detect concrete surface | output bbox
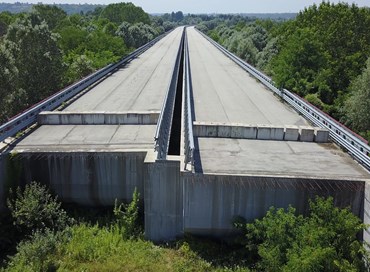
[64,27,184,113]
[194,137,370,180]
[187,27,309,126]
[12,125,156,152]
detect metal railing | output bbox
[197,29,370,171]
[154,27,185,160]
[0,32,168,143]
[183,29,195,170]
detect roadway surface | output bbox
[13,27,184,153]
[187,27,308,126]
[65,27,184,112]
[187,27,369,180]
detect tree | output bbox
[344,57,370,134]
[0,11,14,36]
[0,43,19,122]
[5,14,65,105]
[271,28,326,98]
[32,4,67,30]
[236,197,369,271]
[100,2,150,25]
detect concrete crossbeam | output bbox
[38,111,160,125]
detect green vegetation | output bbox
[0,182,368,271]
[235,197,369,271]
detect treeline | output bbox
[201,2,370,142]
[0,3,167,123]
[0,2,104,15]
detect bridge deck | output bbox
[187,27,307,126]
[187,27,369,179]
[64,27,184,112]
[195,138,369,179]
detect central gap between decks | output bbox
[168,36,185,155]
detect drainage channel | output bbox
[167,31,185,156]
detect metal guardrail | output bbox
[197,29,370,171]
[183,29,195,170]
[154,27,185,160]
[0,32,168,143]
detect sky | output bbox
[3,0,369,13]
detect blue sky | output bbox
[4,0,370,13]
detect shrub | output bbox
[113,187,142,239]
[7,181,73,235]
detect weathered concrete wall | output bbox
[144,158,183,241]
[363,181,370,244]
[5,152,146,206]
[182,173,364,237]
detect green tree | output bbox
[32,4,67,30]
[271,28,326,98]
[0,43,19,122]
[100,2,150,25]
[344,57,370,135]
[0,11,14,36]
[5,14,65,105]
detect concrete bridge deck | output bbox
[186,27,368,180]
[187,27,307,126]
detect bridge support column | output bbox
[144,153,183,241]
[363,181,370,244]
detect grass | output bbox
[3,223,252,272]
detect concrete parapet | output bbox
[217,125,232,138]
[256,124,271,140]
[193,121,218,137]
[299,126,315,142]
[193,122,327,143]
[38,111,160,125]
[230,124,257,139]
[257,125,284,140]
[284,125,299,141]
[314,128,330,143]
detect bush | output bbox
[6,229,65,271]
[7,181,73,235]
[236,197,369,271]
